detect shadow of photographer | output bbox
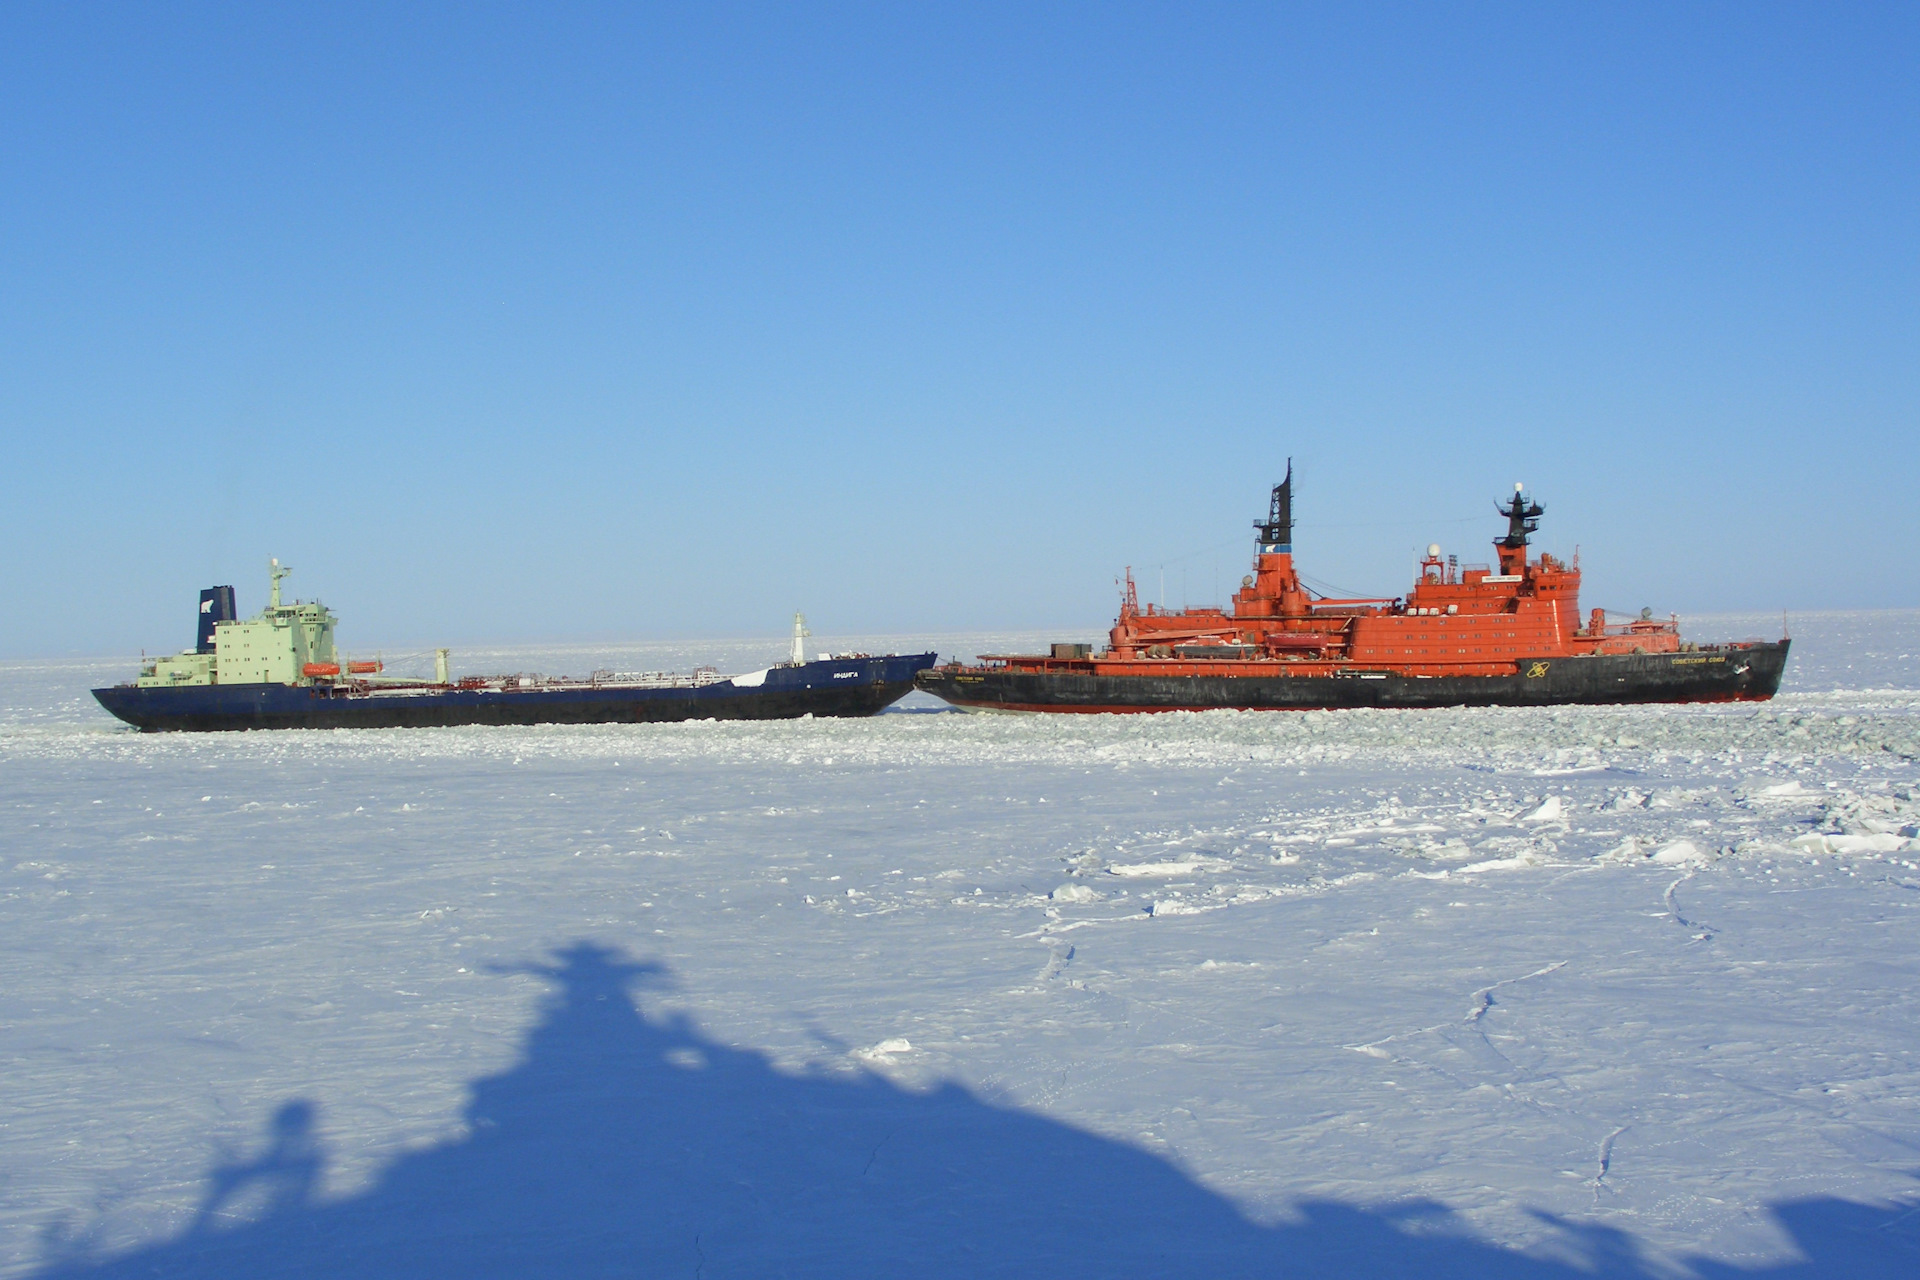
[31,942,1920,1278]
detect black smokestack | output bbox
[198,586,236,653]
[1255,459,1294,551]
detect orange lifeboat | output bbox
[302,660,382,677]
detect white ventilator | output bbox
[791,612,812,665]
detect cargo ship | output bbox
[95,562,935,731]
[916,466,1789,713]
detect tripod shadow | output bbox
[31,943,1920,1278]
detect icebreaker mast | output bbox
[269,558,291,609]
[1495,483,1544,576]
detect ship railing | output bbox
[1308,602,1391,616]
[1594,619,1680,637]
[335,667,736,696]
[584,666,729,688]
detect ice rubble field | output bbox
[4,612,1920,1277]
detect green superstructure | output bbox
[137,560,338,688]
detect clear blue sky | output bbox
[4,2,1914,656]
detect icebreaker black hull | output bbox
[916,643,1789,713]
[95,654,937,732]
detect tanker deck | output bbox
[96,565,933,731]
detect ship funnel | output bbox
[197,586,236,654]
[1255,458,1294,553]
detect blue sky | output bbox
[3,3,1914,655]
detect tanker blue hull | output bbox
[94,654,938,732]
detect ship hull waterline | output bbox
[95,654,936,732]
[916,643,1790,713]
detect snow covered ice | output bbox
[5,612,1920,1276]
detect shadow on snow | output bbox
[31,943,1920,1278]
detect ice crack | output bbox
[1465,960,1568,1023]
[860,1130,892,1176]
[1664,872,1718,941]
[1590,1125,1628,1203]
